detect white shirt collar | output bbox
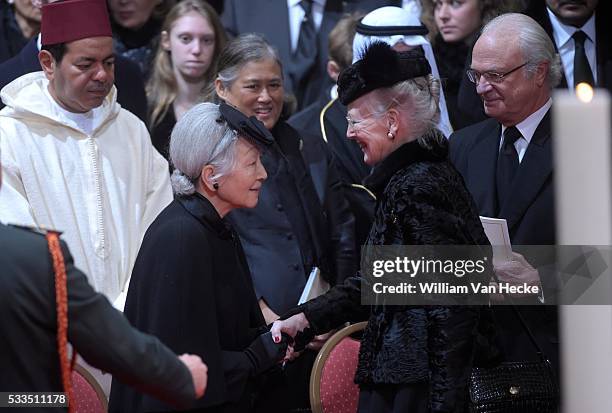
[546,8,597,49]
[501,98,552,145]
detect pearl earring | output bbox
[387,131,395,139]
[213,182,219,190]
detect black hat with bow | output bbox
[218,102,274,147]
[337,41,431,106]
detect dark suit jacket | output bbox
[449,113,555,245]
[449,112,559,376]
[221,0,388,109]
[525,2,612,92]
[0,223,194,412]
[0,38,148,123]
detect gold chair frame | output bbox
[309,321,368,413]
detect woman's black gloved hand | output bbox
[293,327,315,352]
[244,331,288,376]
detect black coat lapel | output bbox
[466,120,500,217]
[274,122,328,262]
[499,111,553,232]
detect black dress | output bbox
[109,193,269,413]
[112,18,160,79]
[150,107,176,162]
[433,35,487,130]
[0,1,28,64]
[298,133,494,413]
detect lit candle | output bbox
[554,85,612,413]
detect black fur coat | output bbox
[302,133,494,412]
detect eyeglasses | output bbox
[346,112,383,131]
[466,61,530,84]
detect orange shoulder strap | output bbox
[46,232,76,413]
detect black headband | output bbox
[218,102,274,147]
[356,22,429,37]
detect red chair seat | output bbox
[310,322,367,413]
[71,364,107,412]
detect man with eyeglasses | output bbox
[449,13,562,378]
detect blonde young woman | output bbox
[147,0,226,160]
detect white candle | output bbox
[554,86,612,413]
[554,86,611,245]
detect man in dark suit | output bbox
[449,13,561,375]
[0,36,148,123]
[526,0,612,92]
[0,157,207,410]
[221,0,387,110]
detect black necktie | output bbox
[573,31,594,87]
[291,1,317,95]
[496,126,521,210]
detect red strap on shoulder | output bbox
[46,232,76,413]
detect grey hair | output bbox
[482,13,562,89]
[169,102,239,196]
[215,33,283,91]
[367,74,443,147]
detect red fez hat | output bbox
[41,0,112,45]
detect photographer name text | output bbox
[372,282,539,295]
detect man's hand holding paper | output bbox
[492,251,542,301]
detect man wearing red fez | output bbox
[0,0,172,311]
[0,0,147,121]
[0,148,209,410]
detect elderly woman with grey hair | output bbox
[109,102,289,413]
[214,33,356,321]
[352,5,454,138]
[272,42,494,413]
[214,33,357,411]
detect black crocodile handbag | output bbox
[468,300,559,412]
[469,358,558,412]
